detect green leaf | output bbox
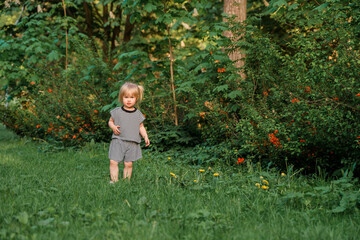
[38,218,54,226]
[275,0,287,7]
[17,212,29,225]
[47,50,60,62]
[313,3,329,12]
[110,91,119,98]
[130,14,136,24]
[144,3,157,13]
[227,90,242,99]
[137,196,147,205]
[101,104,113,113]
[213,84,228,93]
[34,46,44,54]
[288,3,299,10]
[332,205,346,213]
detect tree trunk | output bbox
[223,0,247,79]
[62,0,68,70]
[83,2,94,37]
[123,15,134,43]
[111,6,122,52]
[102,4,110,61]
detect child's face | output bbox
[122,93,137,109]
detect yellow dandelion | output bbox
[262,180,269,185]
[199,169,205,172]
[261,185,269,190]
[281,173,286,176]
[260,176,264,179]
[168,157,171,160]
[194,180,197,183]
[213,173,219,177]
[208,166,212,170]
[170,172,176,178]
[255,183,260,188]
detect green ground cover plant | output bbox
[1,125,359,240]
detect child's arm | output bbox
[139,122,150,147]
[108,117,121,135]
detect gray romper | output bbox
[108,106,145,162]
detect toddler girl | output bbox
[108,82,150,182]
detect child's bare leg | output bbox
[110,160,119,182]
[123,161,133,180]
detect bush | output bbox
[210,1,360,176]
[1,41,115,146]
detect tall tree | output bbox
[223,0,247,78]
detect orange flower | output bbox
[291,98,300,103]
[263,91,268,96]
[30,81,35,85]
[48,88,52,93]
[274,130,278,134]
[36,125,41,129]
[333,97,339,101]
[356,93,360,97]
[268,133,281,148]
[214,60,220,63]
[72,135,77,139]
[210,51,213,55]
[237,158,245,164]
[94,110,98,114]
[304,86,311,93]
[300,139,306,142]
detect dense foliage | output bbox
[1,0,359,176]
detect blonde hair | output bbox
[118,82,144,106]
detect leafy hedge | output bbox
[1,0,359,176]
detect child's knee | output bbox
[110,160,118,166]
[124,161,133,168]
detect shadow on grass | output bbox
[0,124,19,142]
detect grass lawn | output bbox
[0,125,359,240]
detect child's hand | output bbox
[144,137,150,147]
[111,125,121,135]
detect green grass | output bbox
[0,125,359,240]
